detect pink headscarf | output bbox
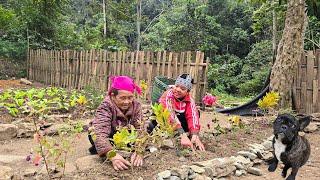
[108,76,142,95]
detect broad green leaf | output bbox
[77,95,87,105]
[107,150,116,159]
[15,98,24,107]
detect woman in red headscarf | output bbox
[88,76,143,171]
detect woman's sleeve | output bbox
[92,98,114,156]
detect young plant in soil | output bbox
[0,87,92,119]
[30,117,83,179]
[105,104,177,163]
[0,87,89,179]
[228,115,246,132]
[140,80,148,97]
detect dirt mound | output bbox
[0,79,43,90]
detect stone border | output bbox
[155,122,319,180]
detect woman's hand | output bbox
[110,153,131,171]
[180,133,194,150]
[191,135,205,151]
[130,152,143,167]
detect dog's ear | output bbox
[298,116,311,131]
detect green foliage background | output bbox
[0,0,319,96]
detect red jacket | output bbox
[159,89,200,134]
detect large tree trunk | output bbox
[270,0,307,109]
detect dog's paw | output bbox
[286,175,296,180]
[280,153,288,162]
[281,170,287,178]
[268,163,277,172]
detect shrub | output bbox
[207,40,273,96]
[239,67,270,96]
[0,58,26,79]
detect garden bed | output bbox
[0,80,319,180]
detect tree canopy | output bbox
[0,0,319,96]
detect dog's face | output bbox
[273,114,311,142]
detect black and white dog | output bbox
[268,114,311,180]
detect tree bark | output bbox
[136,0,142,51]
[102,0,107,38]
[270,0,307,109]
[272,0,277,63]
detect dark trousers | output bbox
[88,134,98,154]
[88,129,116,155]
[148,112,189,132]
[147,111,199,134]
[177,112,189,132]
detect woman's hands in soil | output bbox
[130,152,143,167]
[180,133,194,149]
[111,152,143,171]
[180,133,205,151]
[110,153,131,171]
[191,135,205,151]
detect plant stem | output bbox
[60,151,68,179]
[32,117,51,179]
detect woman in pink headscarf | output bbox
[88,76,143,171]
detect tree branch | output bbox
[305,37,320,48]
[108,2,132,19]
[141,9,165,35]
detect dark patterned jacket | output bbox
[90,96,142,156]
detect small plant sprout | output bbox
[0,88,94,118]
[140,80,148,95]
[107,103,177,158]
[76,95,87,106]
[257,91,280,111]
[112,125,138,151]
[151,103,176,138]
[30,121,84,179]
